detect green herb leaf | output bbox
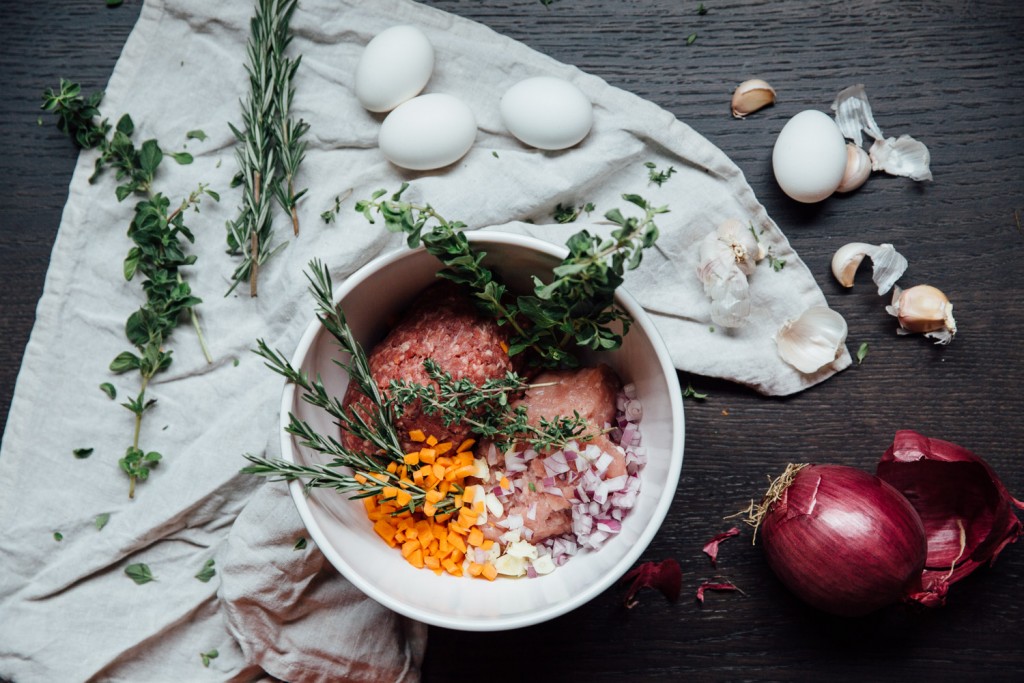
[167,151,194,165]
[293,537,307,551]
[125,563,155,585]
[200,649,219,668]
[195,558,216,583]
[856,342,869,365]
[53,531,64,542]
[139,139,163,175]
[682,384,709,400]
[106,0,124,7]
[100,382,117,399]
[186,129,208,142]
[95,513,111,531]
[687,33,698,45]
[697,3,708,15]
[73,447,94,459]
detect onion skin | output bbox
[760,464,927,617]
[877,430,1024,607]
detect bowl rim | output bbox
[279,230,684,630]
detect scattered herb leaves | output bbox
[320,189,353,225]
[856,341,869,365]
[293,537,307,551]
[186,129,208,142]
[645,161,676,186]
[697,3,708,15]
[95,513,111,531]
[53,532,64,542]
[200,649,219,668]
[687,33,698,45]
[195,558,216,583]
[73,447,95,459]
[768,251,787,271]
[100,382,117,399]
[125,563,155,585]
[552,201,595,224]
[682,384,709,400]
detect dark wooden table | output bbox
[3,1,1022,680]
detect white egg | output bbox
[378,94,477,171]
[500,76,593,150]
[355,25,434,113]
[772,110,848,203]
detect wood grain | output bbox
[2,1,1022,680]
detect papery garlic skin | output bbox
[776,306,849,374]
[732,79,776,119]
[869,135,933,182]
[831,242,907,295]
[830,84,884,146]
[697,219,767,327]
[886,285,956,344]
[836,143,871,193]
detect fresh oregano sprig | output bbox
[42,79,216,498]
[226,0,307,297]
[354,183,667,368]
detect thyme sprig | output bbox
[226,0,307,297]
[42,79,216,498]
[355,183,667,368]
[388,359,592,452]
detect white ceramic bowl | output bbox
[281,231,684,631]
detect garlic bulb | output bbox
[869,135,933,182]
[886,285,956,344]
[836,143,871,193]
[697,219,767,327]
[831,242,907,295]
[776,306,849,374]
[731,79,776,119]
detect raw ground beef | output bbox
[340,281,518,454]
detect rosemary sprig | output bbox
[244,260,458,516]
[43,79,216,497]
[355,183,667,368]
[226,0,306,296]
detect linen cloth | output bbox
[0,0,849,680]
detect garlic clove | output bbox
[869,135,933,182]
[836,143,871,193]
[731,79,776,119]
[698,231,751,328]
[776,306,849,374]
[885,285,956,344]
[831,242,908,295]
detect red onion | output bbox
[755,463,927,616]
[876,430,1024,607]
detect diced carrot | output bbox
[401,539,421,559]
[434,441,453,456]
[500,341,509,354]
[362,497,376,513]
[462,485,477,504]
[386,462,398,474]
[426,435,438,447]
[374,519,397,546]
[422,502,436,518]
[403,452,420,466]
[409,429,426,442]
[354,473,368,485]
[456,438,476,453]
[449,464,477,481]
[395,490,413,508]
[407,548,424,569]
[481,539,494,551]
[419,448,436,464]
[425,489,444,504]
[499,476,510,490]
[468,528,485,547]
[424,555,440,570]
[468,562,484,577]
[481,563,498,581]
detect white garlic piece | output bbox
[836,143,871,193]
[731,79,776,119]
[869,135,933,182]
[831,242,908,295]
[696,219,767,327]
[886,285,956,344]
[776,306,849,374]
[830,84,884,146]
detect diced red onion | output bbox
[506,514,524,530]
[596,519,622,533]
[526,565,538,579]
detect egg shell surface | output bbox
[378,93,477,171]
[355,25,434,113]
[772,110,848,203]
[500,76,593,150]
